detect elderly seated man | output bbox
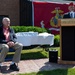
[0,17,23,71]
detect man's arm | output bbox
[0,39,7,44]
[63,14,67,18]
[63,13,70,19]
[0,26,7,44]
[10,28,17,43]
[12,28,17,39]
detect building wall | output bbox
[0,0,20,25]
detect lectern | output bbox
[58,19,75,64]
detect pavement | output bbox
[0,58,75,75]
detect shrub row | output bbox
[54,35,60,47]
[11,26,60,47]
[11,26,47,33]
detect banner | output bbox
[33,1,69,34]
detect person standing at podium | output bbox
[63,2,75,18]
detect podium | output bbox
[58,19,75,64]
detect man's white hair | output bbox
[2,17,10,22]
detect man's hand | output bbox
[7,41,15,47]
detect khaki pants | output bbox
[0,42,23,63]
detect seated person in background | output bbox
[0,17,23,71]
[63,2,75,18]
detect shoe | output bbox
[9,63,19,71]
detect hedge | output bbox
[11,26,47,33]
[11,26,60,47]
[54,35,60,47]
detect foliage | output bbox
[54,35,60,47]
[11,26,60,47]
[18,68,75,75]
[7,47,60,60]
[11,26,47,33]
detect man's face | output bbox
[69,6,75,12]
[2,19,10,27]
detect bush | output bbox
[11,26,47,33]
[54,35,60,47]
[11,26,60,47]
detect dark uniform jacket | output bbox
[63,12,75,18]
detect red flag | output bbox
[33,1,70,34]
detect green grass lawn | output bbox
[17,68,75,75]
[7,47,60,60]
